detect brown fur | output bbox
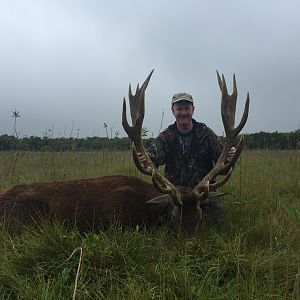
[0,175,168,230]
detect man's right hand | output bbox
[137,152,147,168]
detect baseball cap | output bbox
[171,92,194,105]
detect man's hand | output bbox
[226,147,236,162]
[137,152,147,168]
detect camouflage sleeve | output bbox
[147,135,167,167]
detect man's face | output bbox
[171,101,194,127]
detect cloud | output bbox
[0,0,299,137]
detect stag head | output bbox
[122,70,249,233]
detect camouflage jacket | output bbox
[147,119,223,188]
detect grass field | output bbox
[0,150,299,299]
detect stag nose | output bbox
[181,222,200,235]
[180,211,201,234]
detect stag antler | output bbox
[193,71,250,197]
[122,70,155,176]
[122,71,179,199]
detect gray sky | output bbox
[0,0,299,138]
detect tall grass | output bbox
[0,151,143,188]
[0,150,299,299]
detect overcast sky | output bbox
[0,0,299,138]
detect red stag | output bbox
[0,71,249,232]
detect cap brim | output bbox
[172,99,194,104]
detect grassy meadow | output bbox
[0,150,299,299]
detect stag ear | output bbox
[208,192,229,199]
[146,194,173,205]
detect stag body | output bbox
[0,175,219,231]
[0,175,163,229]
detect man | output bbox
[138,92,236,187]
[137,92,236,222]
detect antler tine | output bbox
[209,167,233,189]
[220,73,237,135]
[233,92,250,136]
[129,83,133,99]
[125,70,154,129]
[193,72,250,194]
[217,71,222,90]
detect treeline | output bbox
[243,131,300,149]
[0,134,154,152]
[0,131,299,151]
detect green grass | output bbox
[0,151,144,188]
[0,150,299,299]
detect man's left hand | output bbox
[226,147,236,162]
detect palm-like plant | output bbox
[12,109,20,137]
